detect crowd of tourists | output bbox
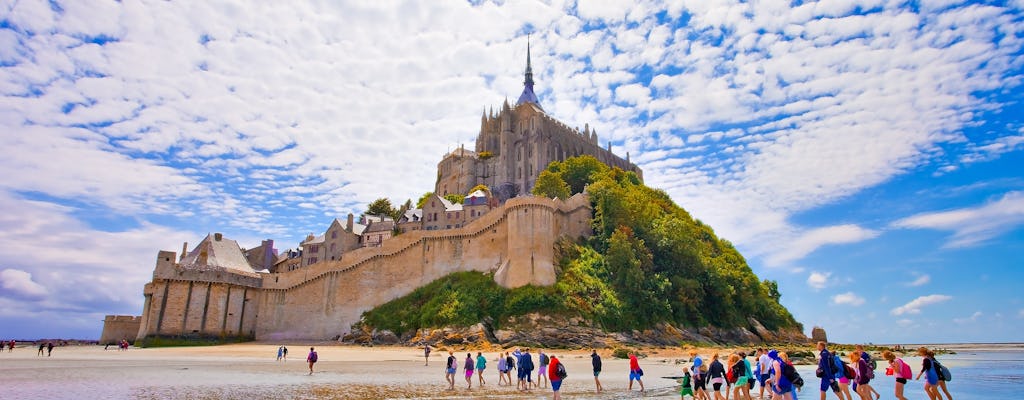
[677,342,954,400]
[426,341,954,400]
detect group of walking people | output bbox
[676,342,953,400]
[441,347,569,397]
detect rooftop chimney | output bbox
[347,213,354,232]
[214,232,223,241]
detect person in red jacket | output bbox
[548,354,564,400]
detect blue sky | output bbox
[1,0,1022,344]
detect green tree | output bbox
[416,192,434,209]
[468,184,490,194]
[532,170,570,199]
[444,193,465,204]
[367,198,397,219]
[558,155,609,194]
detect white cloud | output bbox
[892,191,1024,247]
[953,311,983,324]
[908,273,931,287]
[765,225,880,266]
[891,294,953,316]
[0,268,48,300]
[832,292,866,306]
[807,271,831,290]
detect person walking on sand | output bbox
[881,350,910,400]
[549,354,566,400]
[505,351,516,387]
[690,350,709,400]
[46,342,53,357]
[282,346,288,361]
[732,352,753,400]
[445,350,456,390]
[628,350,645,392]
[707,352,727,400]
[591,349,604,393]
[497,351,508,386]
[520,348,535,391]
[476,352,487,386]
[306,347,317,375]
[37,343,44,356]
[915,347,941,400]
[464,353,475,389]
[537,349,549,388]
[277,346,284,361]
[7,339,14,352]
[423,344,431,366]
[757,348,772,399]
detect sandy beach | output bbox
[1,343,709,399]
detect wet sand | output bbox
[1,344,705,399]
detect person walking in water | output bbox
[476,352,487,386]
[628,350,645,392]
[445,350,456,390]
[306,347,318,375]
[916,347,941,400]
[464,353,475,389]
[881,350,910,400]
[817,341,842,400]
[591,349,604,393]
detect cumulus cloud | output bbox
[891,191,1024,247]
[807,271,831,290]
[832,292,866,306]
[0,269,48,300]
[891,294,953,316]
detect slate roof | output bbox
[180,233,257,274]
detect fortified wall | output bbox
[99,315,142,344]
[136,194,592,341]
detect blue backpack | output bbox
[831,352,844,378]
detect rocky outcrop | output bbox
[811,326,828,343]
[345,314,808,348]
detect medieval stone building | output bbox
[435,43,642,199]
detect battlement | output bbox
[104,315,142,322]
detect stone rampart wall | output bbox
[100,315,141,344]
[137,194,592,341]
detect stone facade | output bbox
[435,46,642,199]
[135,194,593,341]
[100,315,141,344]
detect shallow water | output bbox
[2,345,1020,399]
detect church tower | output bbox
[515,38,541,108]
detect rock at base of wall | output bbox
[346,313,808,348]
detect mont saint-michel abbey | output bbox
[436,43,641,200]
[102,44,644,344]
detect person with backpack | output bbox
[881,350,910,400]
[497,352,508,386]
[928,351,953,400]
[731,352,753,400]
[756,348,773,399]
[519,348,535,391]
[306,347,318,375]
[854,345,880,400]
[851,351,875,400]
[537,349,549,389]
[628,350,645,393]
[816,341,843,400]
[835,353,854,400]
[690,350,709,400]
[445,350,457,390]
[505,351,516,388]
[915,347,941,400]
[591,349,604,393]
[548,354,566,400]
[769,350,795,400]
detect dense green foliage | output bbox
[360,155,800,334]
[367,198,398,219]
[532,170,571,199]
[361,271,560,335]
[444,193,465,204]
[416,192,433,209]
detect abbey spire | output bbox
[515,37,541,108]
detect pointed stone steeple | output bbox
[515,37,541,109]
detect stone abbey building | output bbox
[435,42,641,199]
[111,43,644,343]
